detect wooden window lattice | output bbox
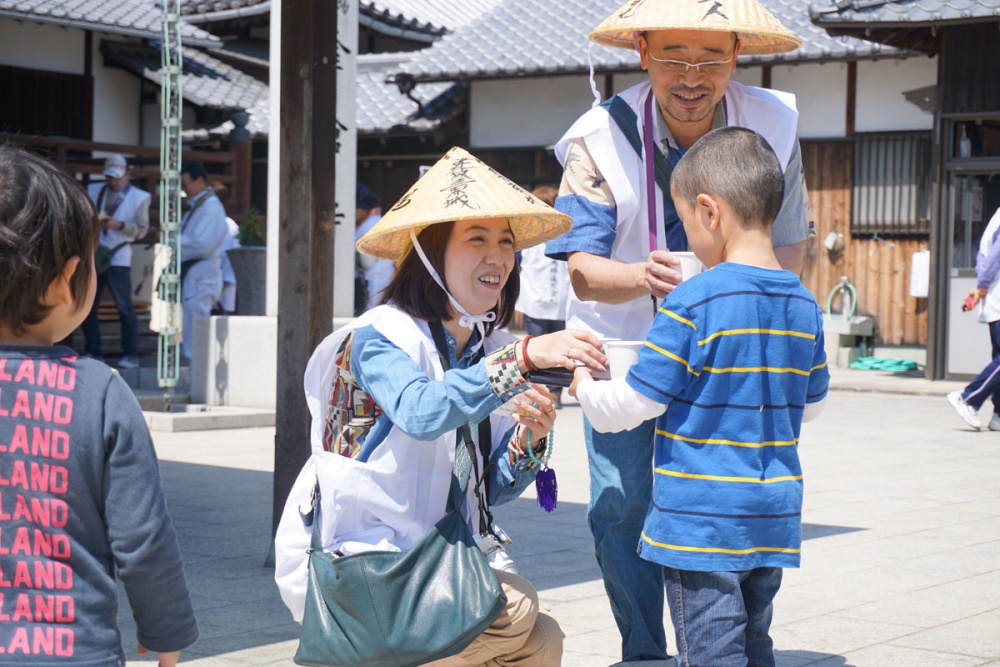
[852,131,933,236]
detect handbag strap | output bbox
[428,321,495,535]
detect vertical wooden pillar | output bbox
[228,112,253,218]
[272,0,339,536]
[846,61,857,136]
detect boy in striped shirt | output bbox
[571,126,830,667]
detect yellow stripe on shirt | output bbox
[702,364,811,376]
[641,532,801,555]
[654,468,803,484]
[644,341,700,376]
[655,429,798,448]
[659,308,696,330]
[697,328,816,346]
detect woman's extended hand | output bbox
[511,386,556,452]
[523,329,607,373]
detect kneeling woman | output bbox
[275,147,605,666]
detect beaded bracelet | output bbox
[525,427,553,465]
[521,335,538,372]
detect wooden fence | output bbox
[0,133,252,234]
[800,140,929,346]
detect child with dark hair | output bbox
[570,127,830,667]
[0,145,197,665]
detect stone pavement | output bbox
[120,374,1000,666]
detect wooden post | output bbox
[272,0,339,537]
[228,111,252,219]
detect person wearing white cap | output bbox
[544,1,814,664]
[276,147,607,666]
[82,154,151,369]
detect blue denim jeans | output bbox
[584,415,667,662]
[82,266,139,359]
[963,319,1000,414]
[664,567,782,667]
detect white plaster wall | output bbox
[772,61,849,139]
[92,40,141,144]
[856,56,936,133]
[470,76,602,148]
[0,19,84,73]
[731,66,763,88]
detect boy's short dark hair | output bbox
[0,145,99,334]
[379,221,519,336]
[181,160,208,182]
[670,127,785,232]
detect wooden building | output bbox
[813,0,1000,379]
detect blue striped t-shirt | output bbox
[626,262,830,572]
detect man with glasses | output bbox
[545,1,813,665]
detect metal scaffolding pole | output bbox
[158,0,183,393]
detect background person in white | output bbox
[82,154,150,369]
[544,1,812,664]
[355,182,394,311]
[179,160,228,365]
[516,186,571,408]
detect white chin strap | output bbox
[588,41,601,107]
[409,230,496,354]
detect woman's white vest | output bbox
[86,183,151,268]
[274,305,517,622]
[554,80,799,342]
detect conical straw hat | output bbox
[590,0,801,56]
[357,147,572,262]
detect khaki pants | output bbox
[459,570,564,667]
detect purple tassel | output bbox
[535,467,557,512]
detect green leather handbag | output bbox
[294,422,507,667]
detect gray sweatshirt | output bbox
[0,346,197,664]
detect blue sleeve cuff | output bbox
[546,194,617,261]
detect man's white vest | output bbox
[87,183,151,269]
[554,80,799,342]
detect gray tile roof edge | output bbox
[403,50,920,83]
[809,1,1000,27]
[183,1,271,23]
[0,9,219,46]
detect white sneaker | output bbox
[990,414,1000,431]
[947,391,981,430]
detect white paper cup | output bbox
[605,340,643,379]
[673,251,703,282]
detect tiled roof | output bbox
[810,0,1000,27]
[398,0,910,83]
[180,0,269,19]
[360,0,503,35]
[0,0,219,46]
[356,53,464,134]
[101,42,462,138]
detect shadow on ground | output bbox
[777,649,855,666]
[116,461,300,661]
[115,462,865,661]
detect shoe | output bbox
[117,356,140,370]
[990,414,1000,431]
[947,391,981,430]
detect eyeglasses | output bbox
[646,52,736,76]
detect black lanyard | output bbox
[428,320,494,535]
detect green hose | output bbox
[848,357,922,372]
[826,277,858,320]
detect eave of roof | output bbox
[0,5,219,47]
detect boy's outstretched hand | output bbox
[568,366,593,400]
[137,644,180,667]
